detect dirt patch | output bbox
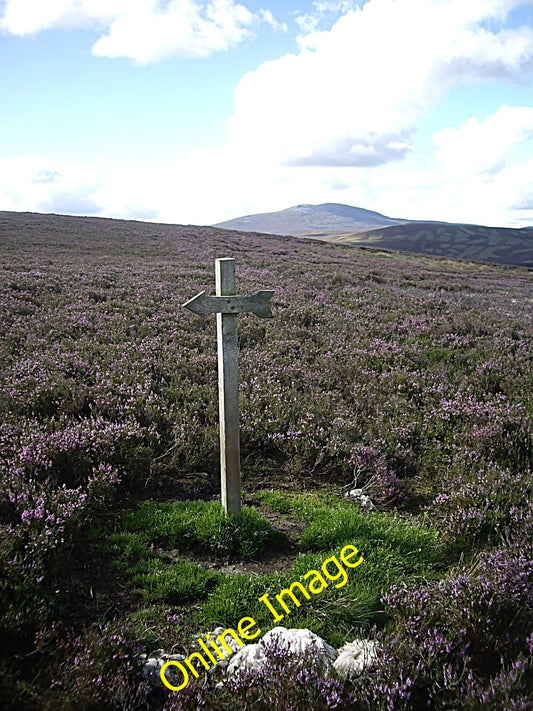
[197,549,300,575]
[210,499,306,574]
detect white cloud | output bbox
[0,0,137,34]
[344,145,533,227]
[256,8,287,33]
[92,0,256,61]
[2,1,532,228]
[433,105,533,175]
[2,140,533,229]
[0,0,283,61]
[495,157,533,217]
[295,1,358,34]
[227,0,533,168]
[0,156,104,215]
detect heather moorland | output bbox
[0,211,532,710]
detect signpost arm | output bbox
[215,258,241,517]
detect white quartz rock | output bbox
[226,626,337,678]
[226,639,267,675]
[263,626,337,664]
[345,488,376,510]
[142,652,186,678]
[333,639,379,679]
[212,626,245,654]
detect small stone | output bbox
[142,657,164,678]
[162,653,186,662]
[212,627,243,654]
[345,488,375,510]
[345,488,364,499]
[333,639,379,679]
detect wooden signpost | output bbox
[183,258,274,517]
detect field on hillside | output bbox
[1,212,532,710]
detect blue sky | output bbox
[1,0,532,227]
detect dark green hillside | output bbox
[212,203,532,266]
[333,222,533,266]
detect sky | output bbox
[1,0,532,227]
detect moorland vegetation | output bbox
[0,212,532,710]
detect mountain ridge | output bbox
[214,202,410,235]
[214,203,533,267]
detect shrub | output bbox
[358,546,533,710]
[48,621,150,711]
[162,632,357,711]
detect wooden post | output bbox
[215,258,241,517]
[183,259,273,518]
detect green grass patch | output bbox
[198,572,282,628]
[109,499,288,608]
[126,605,184,647]
[258,490,442,557]
[110,491,452,649]
[108,531,154,563]
[249,490,448,643]
[108,532,220,603]
[129,559,219,603]
[116,499,288,559]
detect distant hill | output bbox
[214,203,533,267]
[332,222,533,267]
[214,203,409,236]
